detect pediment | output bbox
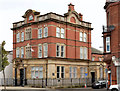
[22,9,40,18]
[65,11,82,24]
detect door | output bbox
[20,69,24,86]
[91,72,95,84]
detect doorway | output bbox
[20,69,24,86]
[91,72,95,84]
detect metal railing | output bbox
[0,78,105,87]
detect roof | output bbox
[91,47,103,54]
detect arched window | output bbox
[70,17,76,23]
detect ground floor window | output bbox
[31,66,43,79]
[57,66,65,78]
[69,67,77,78]
[80,67,87,78]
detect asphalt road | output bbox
[1,88,107,91]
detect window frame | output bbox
[16,33,20,43]
[21,47,24,58]
[44,27,48,38]
[16,47,20,58]
[31,66,43,79]
[80,32,83,41]
[21,32,24,42]
[106,37,110,52]
[43,43,48,57]
[38,28,42,38]
[83,33,87,42]
[38,44,42,58]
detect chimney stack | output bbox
[68,3,75,11]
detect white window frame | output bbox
[43,43,48,57]
[25,28,32,40]
[56,44,65,57]
[21,32,24,42]
[92,57,95,61]
[80,67,84,78]
[80,47,84,59]
[38,44,42,58]
[44,27,48,37]
[84,47,88,59]
[61,45,64,57]
[80,32,83,41]
[83,33,87,42]
[100,67,103,79]
[25,46,32,58]
[61,28,65,38]
[61,66,65,78]
[56,27,65,38]
[56,27,60,38]
[16,33,20,43]
[57,66,60,78]
[16,47,19,58]
[56,45,60,57]
[106,37,110,52]
[99,58,102,61]
[21,47,24,58]
[38,28,42,38]
[31,66,43,79]
[73,67,77,78]
[69,67,72,78]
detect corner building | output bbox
[12,4,94,86]
[103,0,120,87]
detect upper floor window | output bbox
[83,33,87,42]
[16,33,20,43]
[84,47,88,59]
[56,27,65,38]
[26,46,31,58]
[56,45,60,57]
[92,57,95,61]
[99,57,102,61]
[80,32,83,41]
[25,28,32,40]
[38,45,42,58]
[56,44,65,57]
[61,28,65,38]
[16,47,19,58]
[56,27,60,37]
[29,15,33,21]
[44,27,48,37]
[21,47,24,58]
[21,32,24,42]
[80,47,84,59]
[80,47,88,59]
[43,43,48,57]
[106,37,110,52]
[38,28,42,38]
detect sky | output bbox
[0,0,106,51]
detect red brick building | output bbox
[103,0,120,87]
[11,4,106,86]
[91,47,104,62]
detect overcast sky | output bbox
[0,0,106,51]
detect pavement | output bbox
[0,86,107,91]
[0,86,49,91]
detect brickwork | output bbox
[103,1,120,86]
